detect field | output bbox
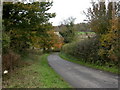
[74,31,96,41]
[77,32,95,34]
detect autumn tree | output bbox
[3,1,55,53]
[31,29,64,52]
[85,1,120,64]
[99,16,120,63]
[59,17,76,43]
[47,30,64,50]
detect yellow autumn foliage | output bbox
[99,17,120,61]
[31,30,64,50]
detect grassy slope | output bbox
[3,54,72,88]
[59,53,118,74]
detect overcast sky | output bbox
[48,0,92,26]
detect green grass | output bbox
[79,32,95,34]
[3,53,72,88]
[59,53,118,74]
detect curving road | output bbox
[47,53,118,88]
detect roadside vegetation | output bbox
[2,0,120,88]
[59,52,118,74]
[3,52,71,88]
[59,1,119,74]
[60,35,118,74]
[2,1,66,88]
[2,1,63,74]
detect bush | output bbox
[2,50,21,73]
[2,32,10,54]
[61,36,112,65]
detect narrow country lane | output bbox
[47,53,118,88]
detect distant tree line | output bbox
[54,17,91,43]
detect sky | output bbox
[3,0,118,26]
[48,0,92,26]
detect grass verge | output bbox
[3,53,72,88]
[59,53,118,74]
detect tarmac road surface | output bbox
[48,53,118,88]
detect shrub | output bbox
[2,50,21,73]
[2,32,10,54]
[61,36,112,65]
